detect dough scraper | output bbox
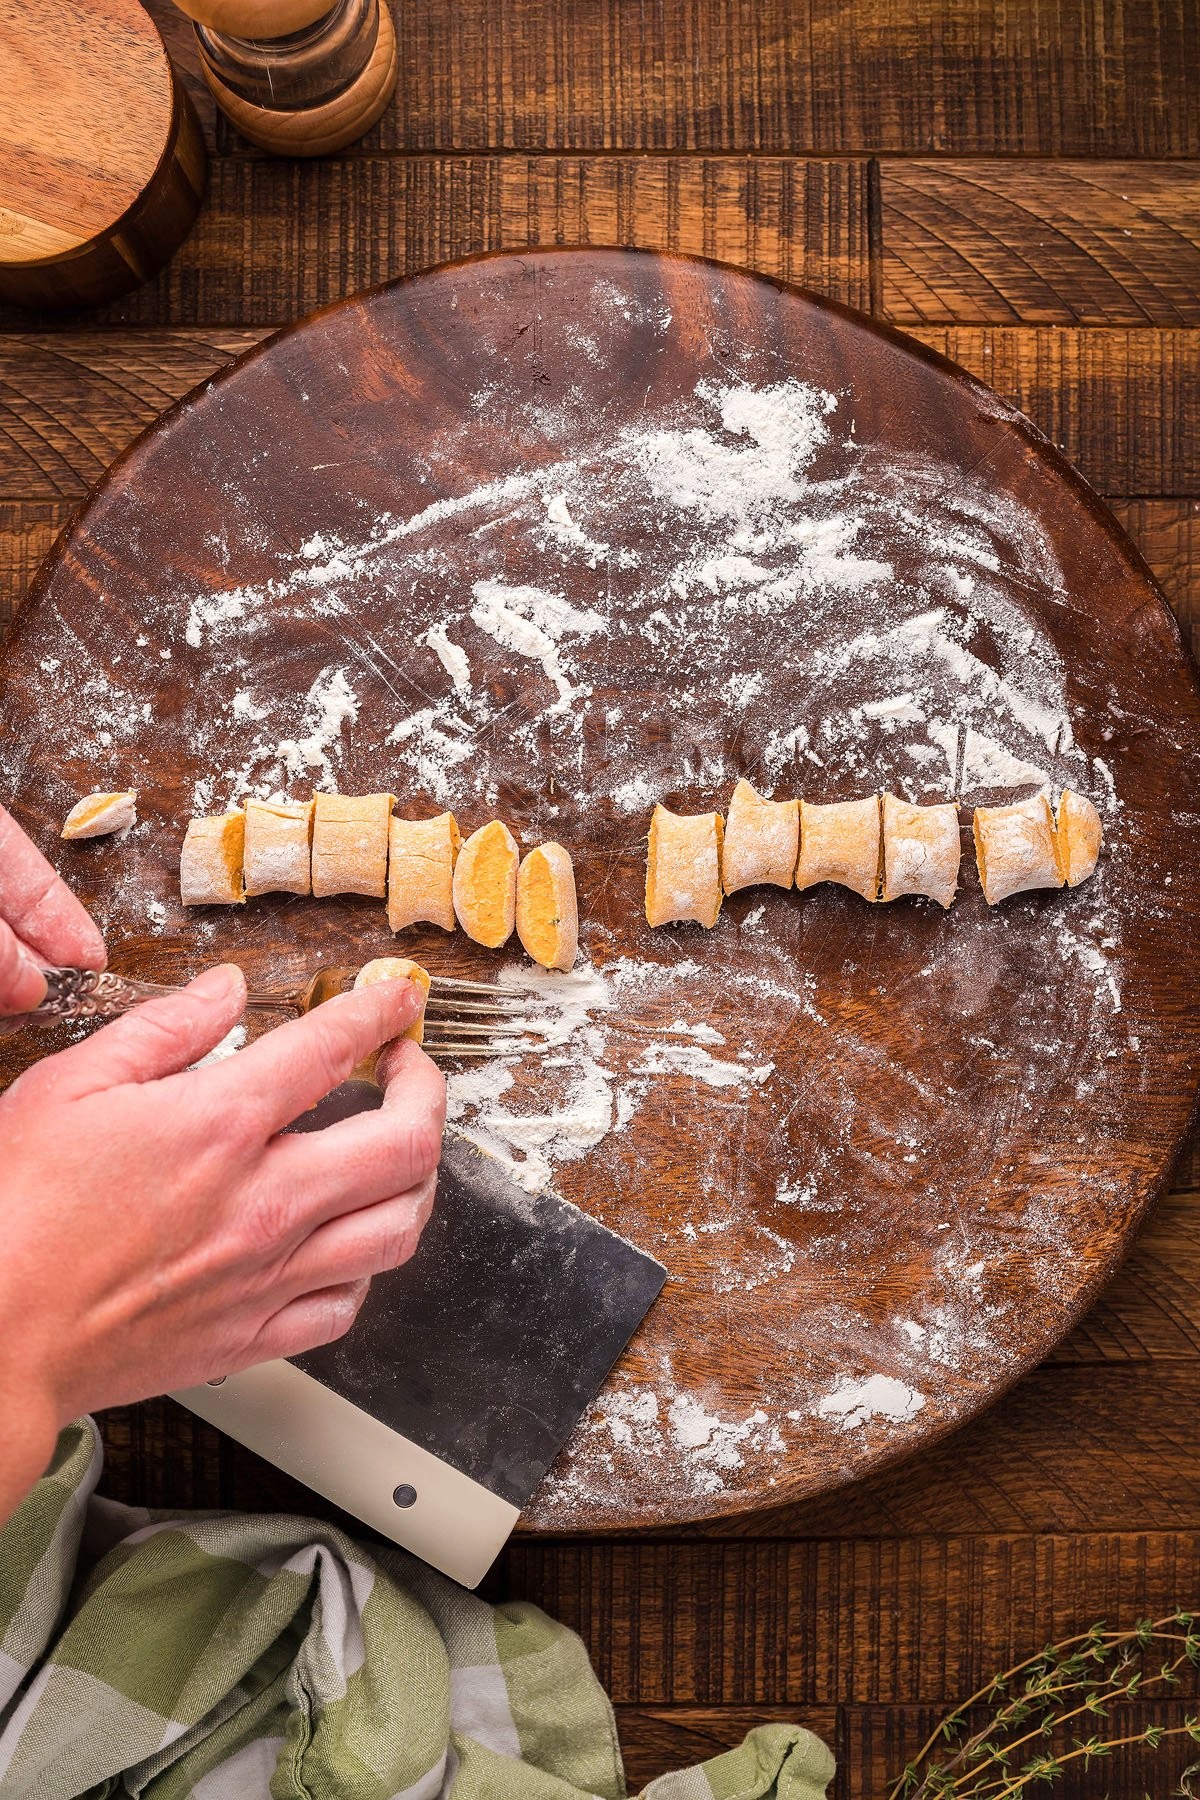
[174,1082,666,1586]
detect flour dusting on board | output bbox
[0,270,1151,1527]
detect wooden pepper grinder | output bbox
[173,0,398,156]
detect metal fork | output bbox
[24,965,535,1061]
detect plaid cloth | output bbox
[0,1421,834,1800]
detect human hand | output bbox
[0,803,107,1022]
[0,967,444,1514]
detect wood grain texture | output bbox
[881,163,1200,326]
[0,0,206,309]
[0,331,263,498]
[5,325,1194,501]
[0,502,73,628]
[905,327,1200,495]
[0,157,870,329]
[504,1531,1200,1704]
[143,0,1200,157]
[1109,498,1200,661]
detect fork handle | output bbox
[24,966,181,1023]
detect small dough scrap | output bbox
[722,779,799,894]
[973,791,1064,905]
[61,790,137,840]
[453,820,519,947]
[517,842,579,971]
[311,792,393,899]
[795,797,881,902]
[1056,789,1102,888]
[243,798,314,897]
[388,812,461,933]
[881,794,961,909]
[646,805,724,929]
[354,955,432,1045]
[180,810,246,906]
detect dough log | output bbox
[311,792,393,899]
[354,955,432,1045]
[973,791,1064,904]
[180,809,246,906]
[243,798,314,897]
[453,820,519,948]
[721,778,799,893]
[388,811,460,933]
[516,841,579,971]
[881,794,961,908]
[61,791,137,840]
[795,797,881,902]
[646,805,724,928]
[1056,789,1103,888]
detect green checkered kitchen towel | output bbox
[0,1420,833,1800]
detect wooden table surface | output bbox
[2,3,1198,1792]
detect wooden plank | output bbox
[614,1701,1200,1798]
[0,156,870,329]
[881,162,1200,326]
[95,1358,1200,1543]
[2,326,1197,502]
[142,0,1200,157]
[504,1531,1200,1704]
[1110,498,1200,662]
[0,501,73,628]
[1049,1187,1200,1365]
[905,327,1200,495]
[614,1705,837,1790]
[0,331,264,499]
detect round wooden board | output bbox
[3,249,1200,1531]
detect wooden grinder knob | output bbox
[0,0,206,310]
[174,0,399,157]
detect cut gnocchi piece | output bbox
[388,811,460,933]
[1055,789,1103,888]
[516,841,579,971]
[973,791,1064,904]
[795,797,881,902]
[354,955,432,1044]
[180,809,246,906]
[243,798,314,897]
[453,820,519,948]
[646,805,724,928]
[311,792,393,899]
[721,779,799,893]
[61,790,137,840]
[881,794,961,909]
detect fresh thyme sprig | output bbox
[889,1611,1200,1799]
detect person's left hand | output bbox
[0,804,107,1025]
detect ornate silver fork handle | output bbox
[26,967,182,1022]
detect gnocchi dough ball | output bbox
[516,841,579,971]
[61,790,137,840]
[881,794,961,909]
[243,798,314,897]
[645,805,724,929]
[721,779,799,893]
[453,820,519,948]
[973,791,1064,904]
[388,812,460,933]
[311,792,393,899]
[354,955,432,1045]
[180,809,246,906]
[795,797,881,902]
[1056,789,1103,888]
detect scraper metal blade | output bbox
[174,1084,666,1586]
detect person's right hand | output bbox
[0,804,107,1025]
[0,966,445,1506]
